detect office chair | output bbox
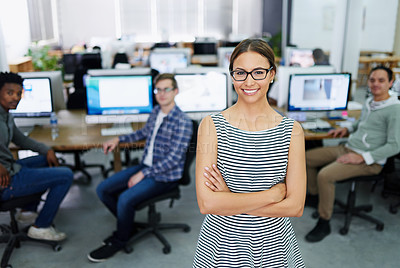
[0,192,61,268]
[59,151,105,185]
[381,153,400,214]
[125,120,198,254]
[333,155,397,235]
[112,53,129,68]
[67,53,102,110]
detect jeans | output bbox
[1,155,73,228]
[97,164,178,243]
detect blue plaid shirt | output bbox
[119,105,193,182]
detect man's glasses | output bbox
[153,87,174,94]
[230,67,273,81]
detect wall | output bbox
[58,0,116,49]
[360,0,398,52]
[290,0,398,53]
[0,20,8,71]
[0,0,31,62]
[290,0,336,50]
[237,0,263,38]
[395,1,400,56]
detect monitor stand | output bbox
[100,123,134,136]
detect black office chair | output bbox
[381,153,400,214]
[125,120,198,254]
[112,53,129,68]
[333,155,397,235]
[0,192,61,268]
[59,151,105,185]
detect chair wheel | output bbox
[53,244,62,251]
[311,211,319,219]
[339,227,348,235]
[183,226,191,233]
[389,205,398,214]
[376,224,384,231]
[5,264,12,268]
[124,246,133,254]
[364,207,372,212]
[163,247,171,254]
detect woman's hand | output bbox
[203,164,230,192]
[269,183,287,203]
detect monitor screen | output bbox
[287,73,351,111]
[174,68,231,117]
[149,48,191,73]
[85,75,153,118]
[20,71,65,111]
[217,47,235,69]
[193,42,217,55]
[286,48,314,67]
[275,66,336,108]
[149,53,188,73]
[10,77,53,117]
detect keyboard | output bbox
[301,119,333,131]
[101,126,133,136]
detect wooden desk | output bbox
[12,110,145,173]
[293,110,361,141]
[191,55,218,66]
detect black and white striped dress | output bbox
[193,113,305,268]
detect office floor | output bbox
[2,87,400,268]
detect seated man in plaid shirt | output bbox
[88,73,193,262]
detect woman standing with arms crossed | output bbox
[193,39,306,267]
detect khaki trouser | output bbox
[306,145,382,220]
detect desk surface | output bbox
[13,110,146,172]
[26,110,145,151]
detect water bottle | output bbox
[50,112,59,140]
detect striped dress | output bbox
[193,113,304,268]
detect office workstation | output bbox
[1,0,400,267]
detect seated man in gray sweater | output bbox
[0,72,73,241]
[305,65,400,242]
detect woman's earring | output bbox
[270,80,274,84]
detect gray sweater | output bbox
[0,105,50,176]
[346,95,400,165]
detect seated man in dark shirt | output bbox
[0,72,73,241]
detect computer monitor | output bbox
[276,66,336,108]
[20,71,66,111]
[62,53,78,79]
[84,74,153,124]
[287,73,351,111]
[149,48,191,73]
[217,47,235,69]
[174,67,232,120]
[87,68,151,77]
[193,42,217,55]
[10,77,54,127]
[285,47,314,67]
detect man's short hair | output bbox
[0,72,24,91]
[154,73,178,89]
[370,65,393,82]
